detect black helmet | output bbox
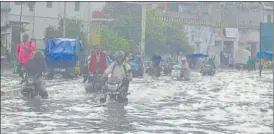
[114,51,125,65]
[34,50,45,60]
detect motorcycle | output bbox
[171,65,191,81]
[85,74,105,94]
[132,61,144,77]
[162,62,172,75]
[21,74,48,100]
[100,74,129,104]
[149,64,161,78]
[200,64,215,76]
[171,65,181,80]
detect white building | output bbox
[5,1,106,52]
[1,2,12,57]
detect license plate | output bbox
[171,70,180,77]
[106,92,120,94]
[107,84,117,91]
[27,78,34,83]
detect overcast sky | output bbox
[91,2,105,11]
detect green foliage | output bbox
[44,25,60,39]
[100,26,129,53]
[103,2,193,55]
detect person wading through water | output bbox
[16,34,36,83]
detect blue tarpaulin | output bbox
[186,53,209,58]
[256,51,273,60]
[45,38,83,68]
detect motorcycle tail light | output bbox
[109,76,118,81]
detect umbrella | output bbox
[186,53,209,58]
[256,51,273,60]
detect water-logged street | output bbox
[1,70,273,134]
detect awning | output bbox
[9,21,29,27]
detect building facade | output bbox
[3,2,110,53]
[156,2,273,61]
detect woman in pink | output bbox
[16,34,36,80]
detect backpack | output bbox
[111,62,127,76]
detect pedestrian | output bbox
[16,33,36,82]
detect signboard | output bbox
[260,23,273,52]
[225,28,239,38]
[155,16,259,30]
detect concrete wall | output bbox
[9,2,93,41]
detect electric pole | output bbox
[141,4,146,56]
[62,2,67,37]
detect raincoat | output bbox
[152,54,162,65]
[88,51,108,74]
[16,40,36,64]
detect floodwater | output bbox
[1,70,273,134]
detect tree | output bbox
[103,2,193,55]
[99,26,130,53]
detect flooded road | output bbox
[1,71,273,133]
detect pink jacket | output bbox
[16,40,36,64]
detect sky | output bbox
[91,2,105,11]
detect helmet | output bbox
[114,51,125,65]
[34,50,45,60]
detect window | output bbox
[267,14,272,23]
[75,2,80,11]
[46,2,52,8]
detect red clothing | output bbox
[88,51,108,74]
[16,40,36,64]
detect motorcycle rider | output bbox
[180,57,189,69]
[104,51,132,101]
[152,53,162,67]
[16,33,36,82]
[179,57,190,80]
[22,50,48,99]
[88,45,108,82]
[150,53,162,76]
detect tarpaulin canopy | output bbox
[256,51,273,60]
[186,53,209,58]
[45,38,84,68]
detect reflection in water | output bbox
[103,102,134,132]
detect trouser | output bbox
[18,63,26,79]
[121,79,129,98]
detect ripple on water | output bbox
[1,71,273,133]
